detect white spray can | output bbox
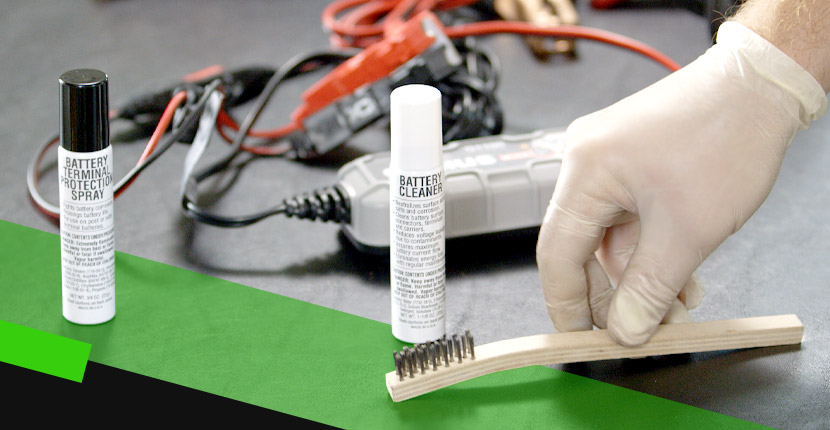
[389,84,445,343]
[58,69,116,325]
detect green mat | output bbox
[0,220,763,429]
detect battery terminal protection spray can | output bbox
[389,84,445,343]
[58,69,115,325]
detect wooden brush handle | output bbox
[386,314,804,402]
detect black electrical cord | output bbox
[180,51,353,227]
[439,37,503,142]
[118,80,222,189]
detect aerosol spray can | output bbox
[389,84,445,343]
[58,69,115,325]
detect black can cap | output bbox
[60,69,109,152]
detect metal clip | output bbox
[494,0,580,60]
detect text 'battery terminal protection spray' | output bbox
[389,84,445,343]
[59,69,115,325]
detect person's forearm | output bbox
[734,0,830,92]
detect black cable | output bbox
[439,37,503,142]
[116,80,222,191]
[185,184,352,228]
[26,134,62,217]
[180,51,352,227]
[195,52,352,181]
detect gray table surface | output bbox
[2,1,828,428]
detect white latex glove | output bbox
[536,22,828,346]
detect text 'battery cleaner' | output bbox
[389,85,445,343]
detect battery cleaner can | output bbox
[389,84,445,343]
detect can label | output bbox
[390,167,445,342]
[58,146,115,324]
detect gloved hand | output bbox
[536,22,828,346]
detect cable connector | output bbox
[287,82,390,159]
[115,66,275,137]
[292,11,446,124]
[168,84,206,142]
[288,15,462,159]
[282,185,351,223]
